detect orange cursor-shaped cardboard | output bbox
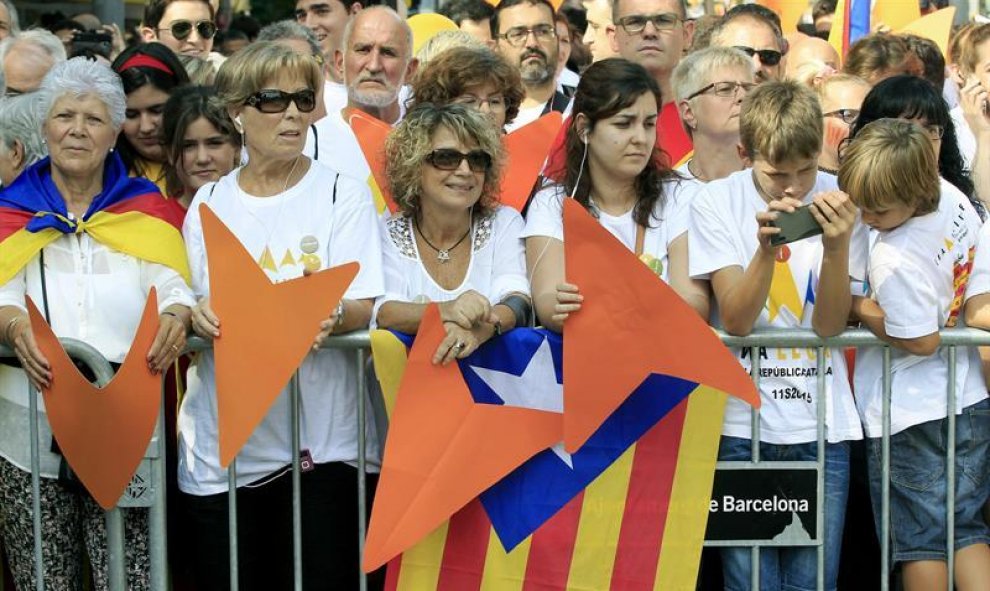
[500,112,562,212]
[199,204,359,467]
[348,109,396,214]
[29,289,161,510]
[363,304,563,572]
[561,198,759,453]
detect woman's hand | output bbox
[811,190,858,252]
[960,77,990,135]
[439,290,495,329]
[432,321,492,366]
[147,306,190,374]
[8,316,51,389]
[191,297,220,339]
[551,283,583,326]
[755,196,804,254]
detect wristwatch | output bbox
[335,300,345,328]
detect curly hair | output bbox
[409,46,524,128]
[851,75,977,208]
[385,103,505,219]
[560,58,676,228]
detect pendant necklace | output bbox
[414,218,472,264]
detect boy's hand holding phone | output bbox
[756,196,804,252]
[810,190,857,252]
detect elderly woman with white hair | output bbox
[671,46,755,184]
[0,57,194,590]
[0,93,47,187]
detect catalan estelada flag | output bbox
[0,154,190,285]
[366,202,757,588]
[828,0,871,62]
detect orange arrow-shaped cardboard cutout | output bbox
[363,304,563,572]
[561,198,759,453]
[349,109,397,214]
[501,112,563,212]
[29,289,161,510]
[898,7,955,57]
[200,204,360,466]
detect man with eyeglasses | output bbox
[493,0,570,132]
[140,0,216,60]
[707,4,786,83]
[0,30,65,97]
[607,0,695,165]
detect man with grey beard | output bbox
[493,0,569,131]
[311,5,416,183]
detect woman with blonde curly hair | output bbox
[375,102,531,363]
[409,45,525,131]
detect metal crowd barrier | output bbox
[5,327,990,591]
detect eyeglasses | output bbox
[824,109,859,125]
[499,25,556,47]
[158,19,218,41]
[453,94,506,111]
[685,80,755,100]
[616,13,682,34]
[924,124,945,140]
[244,89,317,113]
[733,46,783,66]
[425,148,492,173]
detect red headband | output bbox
[119,54,174,76]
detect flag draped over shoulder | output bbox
[0,154,190,286]
[371,327,731,590]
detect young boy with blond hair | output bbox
[843,118,990,590]
[688,80,865,591]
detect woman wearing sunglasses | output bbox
[524,58,709,331]
[671,46,754,183]
[111,43,190,196]
[375,102,531,363]
[179,42,385,589]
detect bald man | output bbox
[786,35,840,79]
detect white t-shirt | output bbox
[506,103,547,133]
[521,180,693,283]
[556,68,580,94]
[307,110,371,182]
[323,80,348,116]
[688,169,864,444]
[0,232,195,477]
[951,104,976,172]
[178,161,385,495]
[373,206,529,323]
[856,180,987,437]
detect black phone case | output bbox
[769,205,824,247]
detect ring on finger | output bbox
[454,341,466,352]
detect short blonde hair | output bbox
[214,41,320,108]
[838,118,939,216]
[671,46,753,102]
[740,80,822,162]
[814,73,869,102]
[385,103,504,218]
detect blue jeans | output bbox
[718,437,850,591]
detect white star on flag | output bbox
[467,338,573,467]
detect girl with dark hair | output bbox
[161,85,240,210]
[849,74,983,217]
[524,58,708,331]
[111,42,190,195]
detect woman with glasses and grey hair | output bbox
[0,57,195,591]
[179,41,384,589]
[0,93,47,187]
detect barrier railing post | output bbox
[356,349,368,591]
[228,461,239,590]
[105,509,126,590]
[27,379,43,591]
[149,381,169,590]
[946,346,957,590]
[290,372,303,591]
[881,347,891,591]
[816,345,826,591]
[749,345,761,591]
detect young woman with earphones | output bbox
[523,58,710,332]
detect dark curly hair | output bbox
[409,46,524,128]
[850,75,978,215]
[559,58,676,228]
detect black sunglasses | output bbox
[160,19,218,41]
[733,45,783,66]
[425,149,492,173]
[244,89,317,114]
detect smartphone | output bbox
[769,204,824,247]
[70,31,112,59]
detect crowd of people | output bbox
[0,0,989,588]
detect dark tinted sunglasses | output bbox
[425,149,492,173]
[734,45,783,66]
[244,89,317,114]
[160,19,217,41]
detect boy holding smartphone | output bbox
[688,80,865,591]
